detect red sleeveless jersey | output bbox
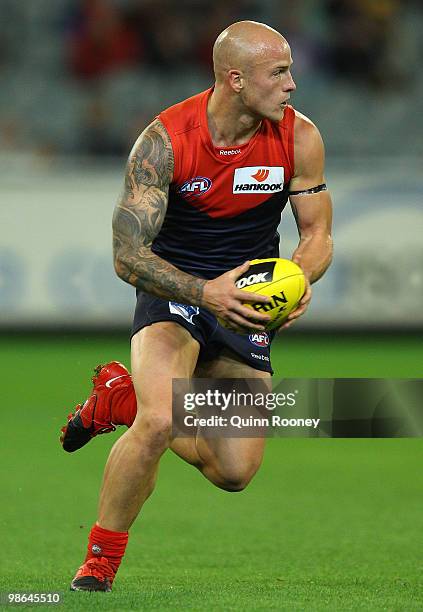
[152,88,295,279]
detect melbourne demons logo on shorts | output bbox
[169,302,199,324]
[248,332,270,347]
[178,176,212,197]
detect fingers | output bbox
[235,289,271,304]
[223,302,270,332]
[278,319,294,332]
[216,261,274,331]
[233,303,271,324]
[226,312,267,333]
[277,316,296,332]
[287,304,307,321]
[287,281,311,319]
[228,260,250,281]
[277,280,312,333]
[223,301,271,333]
[284,301,308,324]
[226,262,271,304]
[298,280,312,305]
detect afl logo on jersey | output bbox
[249,332,270,347]
[179,176,212,197]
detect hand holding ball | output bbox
[219,258,306,332]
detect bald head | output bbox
[213,21,289,83]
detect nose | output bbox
[285,71,296,92]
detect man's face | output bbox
[240,44,296,122]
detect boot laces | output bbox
[93,423,117,435]
[91,364,104,384]
[82,557,115,582]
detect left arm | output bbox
[282,113,333,328]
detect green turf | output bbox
[0,333,422,611]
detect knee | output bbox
[217,477,250,493]
[211,464,259,493]
[132,412,173,450]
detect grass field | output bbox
[1,332,422,611]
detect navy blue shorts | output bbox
[131,292,274,374]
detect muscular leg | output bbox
[174,349,270,492]
[97,322,200,531]
[98,329,268,532]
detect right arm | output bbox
[112,119,270,332]
[113,119,206,306]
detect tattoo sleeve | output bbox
[112,119,206,306]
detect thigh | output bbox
[131,321,200,421]
[194,348,270,474]
[195,348,272,379]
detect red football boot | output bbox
[60,361,137,453]
[70,557,115,592]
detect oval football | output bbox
[219,258,305,332]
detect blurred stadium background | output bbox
[1,3,423,609]
[0,0,422,330]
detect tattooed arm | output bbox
[113,119,271,332]
[113,119,207,305]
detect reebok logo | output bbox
[219,149,241,156]
[250,352,270,362]
[233,166,284,193]
[251,169,269,182]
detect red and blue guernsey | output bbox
[153,87,295,280]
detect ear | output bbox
[228,70,244,93]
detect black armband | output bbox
[289,183,327,196]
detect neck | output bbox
[207,85,262,147]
